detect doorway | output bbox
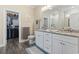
[6,10,19,43]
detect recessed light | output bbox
[41,6,53,11]
[71,6,74,8]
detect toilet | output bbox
[28,35,35,45]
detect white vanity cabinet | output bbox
[62,41,78,54]
[52,34,79,54]
[35,31,79,54]
[35,31,52,53]
[35,31,44,49]
[52,38,63,54]
[52,34,63,54]
[61,36,78,54]
[43,32,52,53]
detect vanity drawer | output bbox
[35,31,44,36]
[44,32,51,40]
[44,42,51,47]
[35,31,44,49]
[44,39,51,53]
[44,33,51,38]
[44,38,51,45]
[44,32,50,35]
[44,43,51,53]
[53,34,63,40]
[53,34,79,45]
[61,36,79,45]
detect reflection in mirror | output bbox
[41,5,79,31]
[42,8,59,30]
[64,6,79,31]
[70,13,79,31]
[50,12,59,29]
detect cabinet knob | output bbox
[46,47,49,49]
[46,40,49,41]
[45,47,49,49]
[60,42,65,45]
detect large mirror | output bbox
[41,6,64,30]
[40,5,79,30]
[64,6,79,30]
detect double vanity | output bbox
[34,5,79,54]
[35,29,79,54]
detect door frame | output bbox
[3,8,22,46]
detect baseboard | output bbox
[0,44,5,47]
[19,39,29,43]
[35,44,48,54]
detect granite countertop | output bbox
[37,29,79,38]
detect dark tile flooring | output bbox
[0,38,29,54]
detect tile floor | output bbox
[0,38,29,54]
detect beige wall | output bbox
[0,5,35,45]
[33,6,44,30]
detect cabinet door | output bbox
[35,31,44,49]
[52,39,62,54]
[62,42,78,54]
[44,33,52,53]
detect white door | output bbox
[52,39,62,54]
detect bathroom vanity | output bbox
[35,6,79,54]
[35,30,79,54]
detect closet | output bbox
[7,11,19,39]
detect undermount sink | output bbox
[45,29,60,32]
[51,30,59,32]
[45,29,51,31]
